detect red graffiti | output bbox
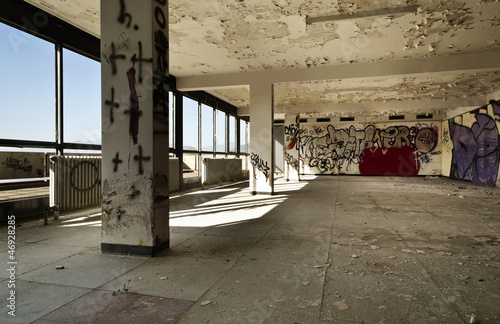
[359,146,420,176]
[127,54,140,144]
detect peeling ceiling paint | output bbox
[21,0,500,117]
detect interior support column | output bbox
[100,0,170,256]
[284,115,300,182]
[249,82,274,194]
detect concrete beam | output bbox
[177,50,500,91]
[275,96,488,116]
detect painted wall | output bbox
[443,101,500,187]
[293,121,441,176]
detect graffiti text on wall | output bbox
[2,157,33,173]
[251,152,270,181]
[299,124,438,174]
[449,101,500,186]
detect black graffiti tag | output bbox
[2,157,33,173]
[250,152,270,181]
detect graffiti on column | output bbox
[104,0,168,173]
[298,123,439,175]
[104,87,120,124]
[127,54,140,144]
[153,28,169,124]
[112,152,123,172]
[449,102,500,186]
[284,116,300,150]
[251,152,270,181]
[134,145,151,175]
[284,152,299,169]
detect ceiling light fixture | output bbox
[306,5,419,24]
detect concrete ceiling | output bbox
[23,0,500,119]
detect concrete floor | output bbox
[0,175,499,323]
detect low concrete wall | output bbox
[169,158,180,192]
[202,158,244,185]
[183,154,198,171]
[0,152,47,179]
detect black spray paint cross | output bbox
[109,42,126,76]
[133,41,153,84]
[134,145,151,175]
[112,152,123,172]
[104,87,120,123]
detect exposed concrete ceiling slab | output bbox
[22,0,500,118]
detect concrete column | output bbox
[249,82,274,194]
[284,115,300,181]
[100,0,169,256]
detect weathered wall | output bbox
[0,152,47,179]
[293,121,441,176]
[202,158,243,185]
[443,101,500,187]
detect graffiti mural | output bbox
[449,103,500,186]
[298,123,439,175]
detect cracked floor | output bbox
[0,175,499,323]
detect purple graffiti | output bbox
[491,100,500,116]
[450,114,499,186]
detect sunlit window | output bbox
[201,104,213,152]
[183,97,199,151]
[216,110,226,153]
[229,115,236,153]
[63,48,101,145]
[0,22,55,142]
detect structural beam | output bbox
[177,50,500,91]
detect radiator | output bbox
[50,155,102,212]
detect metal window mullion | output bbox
[213,105,216,158]
[198,101,201,177]
[225,113,229,156]
[55,42,64,156]
[236,118,241,158]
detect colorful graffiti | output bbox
[285,116,300,150]
[298,123,439,175]
[449,103,500,186]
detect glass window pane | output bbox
[201,104,213,152]
[0,23,55,141]
[216,110,226,153]
[240,120,248,153]
[183,97,198,150]
[229,116,236,152]
[63,48,101,144]
[169,92,174,149]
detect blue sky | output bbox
[0,21,244,153]
[0,22,101,147]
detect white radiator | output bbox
[50,155,102,212]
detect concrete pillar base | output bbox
[101,241,169,257]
